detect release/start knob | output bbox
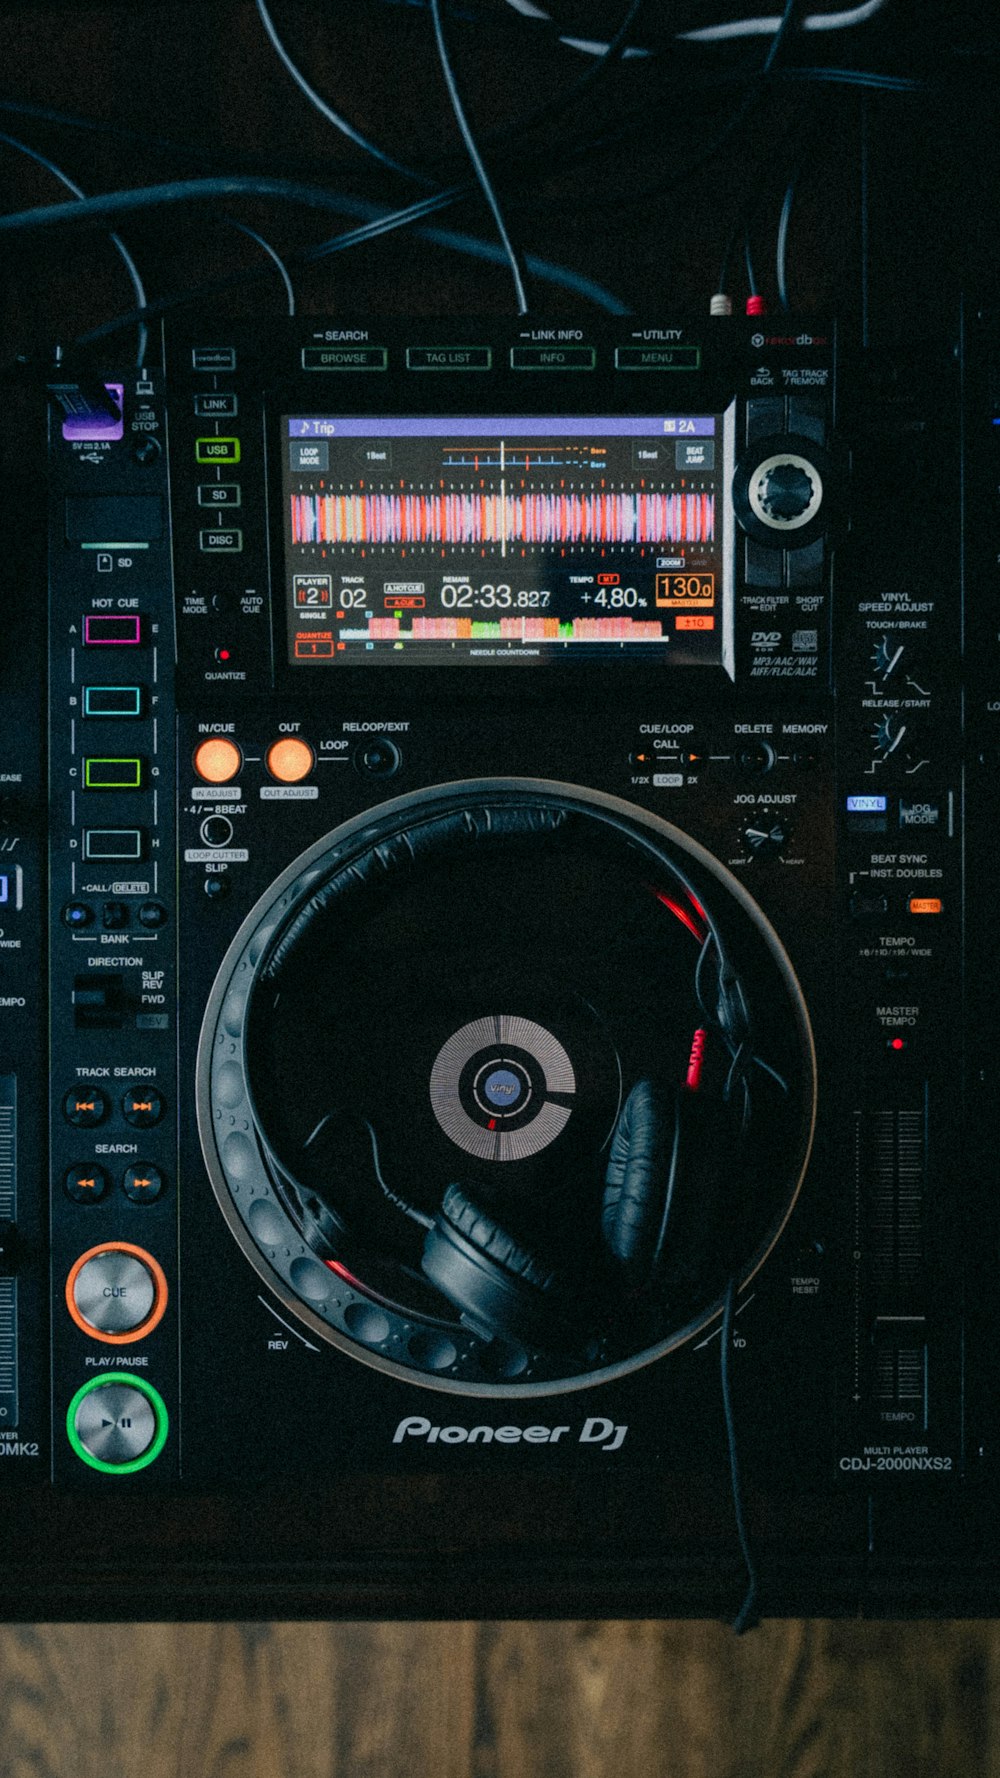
[749,452,821,531]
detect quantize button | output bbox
[67,1375,169,1474]
[66,1241,168,1344]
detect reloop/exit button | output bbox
[354,736,401,777]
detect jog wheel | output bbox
[198,779,816,1396]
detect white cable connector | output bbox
[711,292,734,315]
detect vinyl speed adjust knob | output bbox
[66,1375,169,1474]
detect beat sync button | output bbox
[266,737,315,783]
[193,737,242,783]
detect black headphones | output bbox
[242,792,777,1355]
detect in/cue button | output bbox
[66,1242,168,1343]
[193,737,241,783]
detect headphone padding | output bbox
[602,1079,677,1274]
[437,1183,558,1291]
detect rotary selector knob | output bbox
[757,462,814,522]
[742,819,789,859]
[749,453,821,531]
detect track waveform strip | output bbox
[291,489,714,547]
[363,615,664,642]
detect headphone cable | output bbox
[721,1274,760,1632]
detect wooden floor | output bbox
[0,1618,997,1777]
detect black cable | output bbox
[721,1276,760,1633]
[65,201,626,361]
[255,0,434,187]
[775,175,796,311]
[0,130,149,365]
[222,218,296,314]
[744,229,758,300]
[429,0,529,313]
[860,92,870,349]
[0,174,424,237]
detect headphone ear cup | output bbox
[602,1079,678,1278]
[603,1081,742,1292]
[421,1183,571,1347]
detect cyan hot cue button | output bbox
[83,685,143,718]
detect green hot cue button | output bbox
[66,1375,169,1474]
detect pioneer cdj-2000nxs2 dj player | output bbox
[1,308,999,1621]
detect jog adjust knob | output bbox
[742,818,789,859]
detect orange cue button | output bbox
[193,736,242,784]
[266,737,315,783]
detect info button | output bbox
[510,346,595,371]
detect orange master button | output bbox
[193,736,242,783]
[266,736,315,783]
[908,896,943,915]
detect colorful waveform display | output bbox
[290,488,714,548]
[349,614,665,642]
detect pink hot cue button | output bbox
[83,614,143,647]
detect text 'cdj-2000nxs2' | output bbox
[2,309,999,1623]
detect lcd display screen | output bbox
[282,411,734,670]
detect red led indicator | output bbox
[889,1037,906,1051]
[216,648,231,662]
